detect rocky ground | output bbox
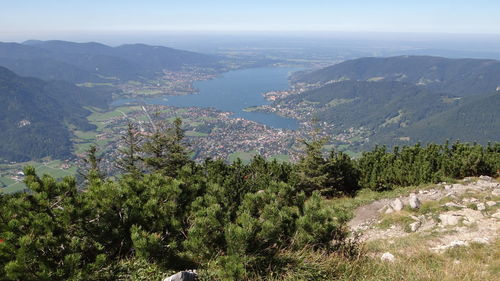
[349,176,500,260]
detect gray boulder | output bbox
[409,194,421,209]
[439,213,461,226]
[390,198,404,212]
[409,221,421,232]
[486,201,496,207]
[479,175,492,182]
[163,271,197,281]
[492,189,500,196]
[443,202,465,208]
[384,206,395,214]
[492,211,500,219]
[476,203,486,211]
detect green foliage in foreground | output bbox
[0,118,498,280]
[0,161,350,280]
[358,141,500,191]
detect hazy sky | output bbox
[1,0,499,35]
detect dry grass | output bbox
[377,210,415,231]
[216,235,498,281]
[357,234,500,281]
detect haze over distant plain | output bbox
[1,0,499,36]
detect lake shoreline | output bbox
[111,67,303,130]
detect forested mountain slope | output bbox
[285,80,456,131]
[382,92,500,145]
[0,40,221,83]
[287,56,500,145]
[0,66,111,161]
[296,56,500,96]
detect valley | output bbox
[1,43,500,195]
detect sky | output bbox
[1,0,499,37]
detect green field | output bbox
[1,182,27,194]
[0,160,77,194]
[268,154,291,162]
[344,150,363,159]
[242,106,263,112]
[186,131,209,137]
[0,176,16,187]
[73,106,143,155]
[228,151,259,163]
[76,82,114,87]
[74,142,94,155]
[87,106,142,122]
[35,165,77,178]
[74,130,97,140]
[88,109,126,123]
[127,80,142,86]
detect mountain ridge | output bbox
[296,55,500,96]
[0,40,221,83]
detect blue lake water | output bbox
[111,67,301,130]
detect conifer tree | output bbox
[295,138,329,195]
[324,149,360,196]
[115,122,142,177]
[166,117,191,175]
[142,117,191,177]
[80,144,104,182]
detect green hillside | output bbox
[286,56,500,146]
[0,40,222,83]
[380,92,500,145]
[0,66,111,161]
[297,56,500,96]
[287,80,455,131]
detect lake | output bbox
[112,67,300,129]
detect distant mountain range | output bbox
[0,40,221,83]
[0,40,224,162]
[0,66,112,162]
[291,56,500,146]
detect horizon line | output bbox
[2,29,500,36]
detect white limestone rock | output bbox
[492,189,500,196]
[472,237,489,244]
[476,203,486,211]
[439,213,462,226]
[390,198,404,212]
[479,175,492,182]
[163,271,197,281]
[431,240,468,252]
[409,221,421,232]
[485,201,496,207]
[492,211,500,219]
[443,202,465,208]
[409,194,421,209]
[381,252,395,262]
